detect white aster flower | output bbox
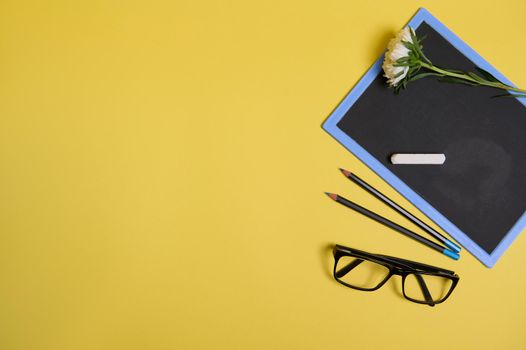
[382,27,413,87]
[379,26,526,97]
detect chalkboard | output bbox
[323,8,526,267]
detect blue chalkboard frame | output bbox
[322,7,526,267]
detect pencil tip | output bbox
[325,192,338,200]
[339,168,351,177]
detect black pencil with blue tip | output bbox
[339,168,462,254]
[325,192,459,260]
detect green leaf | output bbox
[419,52,432,65]
[409,30,419,44]
[438,76,479,86]
[407,66,420,76]
[475,67,503,84]
[444,68,466,75]
[407,72,443,83]
[392,70,405,79]
[410,31,420,42]
[491,93,526,99]
[395,57,411,64]
[410,33,432,64]
[393,57,419,67]
[402,40,416,51]
[467,72,485,83]
[418,34,427,43]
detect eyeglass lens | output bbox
[404,273,453,303]
[335,256,390,289]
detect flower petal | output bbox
[382,27,414,87]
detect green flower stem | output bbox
[420,62,526,95]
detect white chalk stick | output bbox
[390,153,446,165]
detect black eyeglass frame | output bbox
[333,244,459,306]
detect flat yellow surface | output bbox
[1,1,526,349]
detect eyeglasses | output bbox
[333,244,459,306]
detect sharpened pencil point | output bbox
[339,168,352,177]
[325,192,338,201]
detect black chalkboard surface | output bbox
[323,9,526,267]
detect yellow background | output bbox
[1,1,526,349]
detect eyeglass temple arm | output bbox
[414,274,435,307]
[335,245,456,276]
[376,254,455,275]
[335,259,364,279]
